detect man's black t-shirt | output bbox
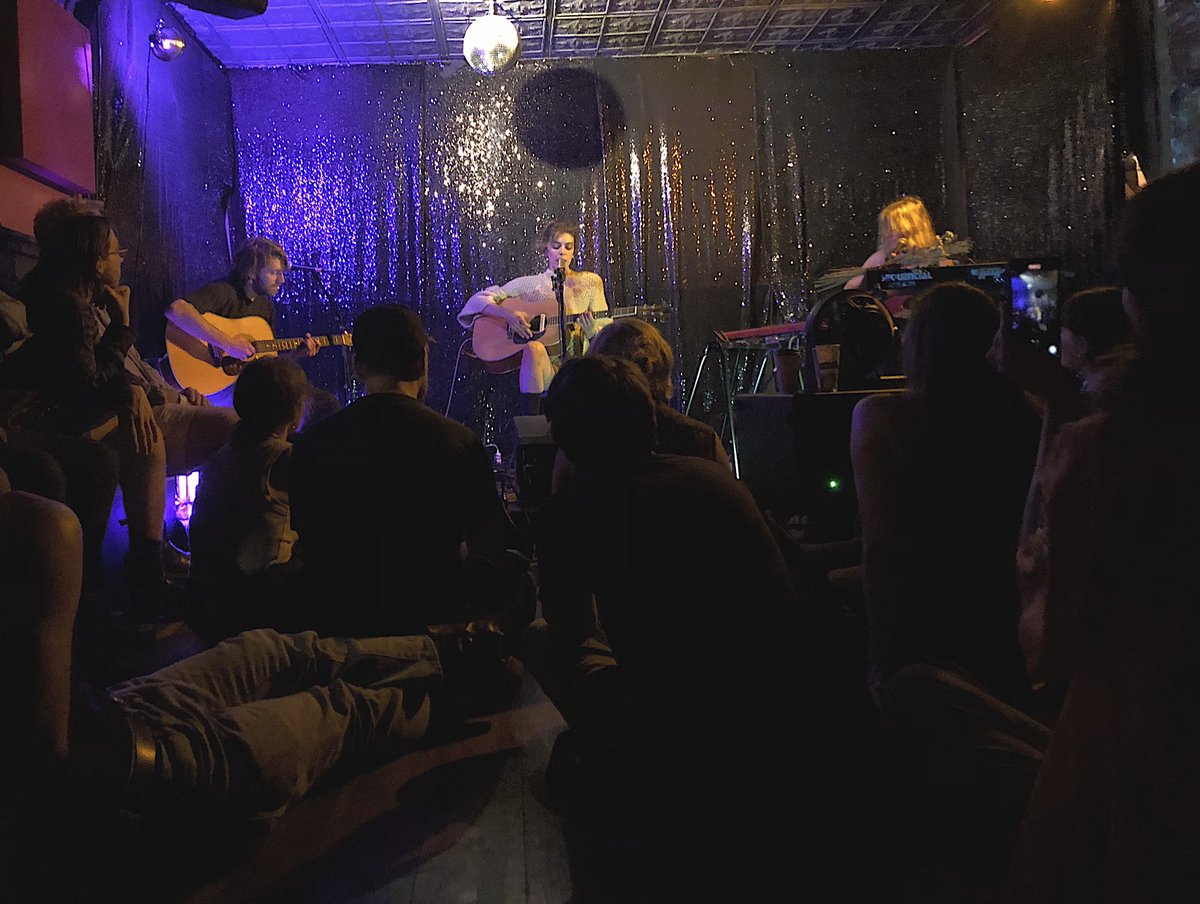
[185,276,276,328]
[288,392,505,635]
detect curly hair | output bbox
[33,197,106,247]
[586,318,674,404]
[28,215,113,297]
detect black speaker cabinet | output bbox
[509,415,556,510]
[174,0,267,19]
[734,390,899,540]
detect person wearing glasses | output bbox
[16,214,173,615]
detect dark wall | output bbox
[96,0,237,356]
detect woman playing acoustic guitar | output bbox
[458,220,608,414]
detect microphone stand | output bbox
[552,267,569,361]
[306,267,359,406]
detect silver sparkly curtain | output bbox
[229,12,1121,442]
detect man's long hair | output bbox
[231,237,289,298]
[33,197,105,247]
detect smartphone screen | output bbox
[1009,260,1060,357]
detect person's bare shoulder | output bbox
[851,391,917,456]
[853,391,909,429]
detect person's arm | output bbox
[267,443,292,496]
[461,438,507,560]
[850,394,915,705]
[578,272,608,340]
[1016,419,1104,683]
[282,334,320,361]
[165,297,256,360]
[459,285,533,339]
[845,250,888,290]
[36,288,134,415]
[0,488,83,765]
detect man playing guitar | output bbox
[166,237,323,407]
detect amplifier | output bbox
[735,389,899,541]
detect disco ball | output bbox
[463,14,520,77]
[149,20,186,62]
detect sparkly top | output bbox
[495,270,608,318]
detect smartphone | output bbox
[1009,258,1061,357]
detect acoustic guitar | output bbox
[165,313,352,397]
[471,299,668,365]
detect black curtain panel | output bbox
[754,49,958,319]
[954,0,1122,286]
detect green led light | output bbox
[827,478,841,491]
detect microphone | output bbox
[290,264,330,273]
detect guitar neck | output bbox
[252,334,346,354]
[547,307,643,328]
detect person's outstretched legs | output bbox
[109,630,442,820]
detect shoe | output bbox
[428,619,525,706]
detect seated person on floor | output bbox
[529,356,802,895]
[1006,161,1200,904]
[187,357,307,639]
[289,304,532,637]
[0,464,519,896]
[531,355,797,752]
[850,282,1050,894]
[851,281,1042,711]
[550,317,728,493]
